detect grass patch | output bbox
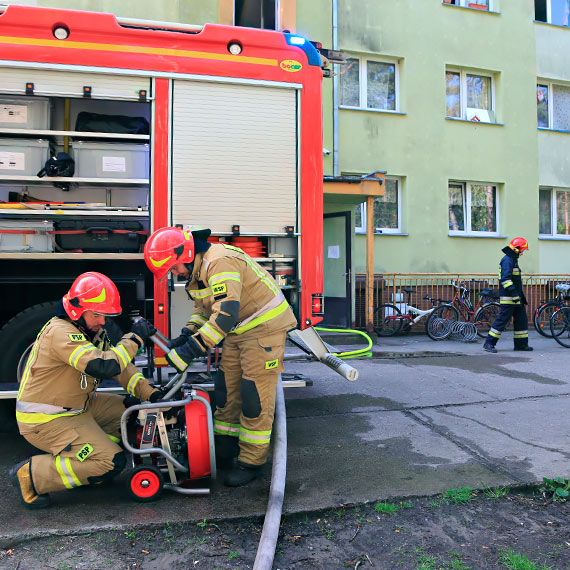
[539,477,570,503]
[374,501,399,515]
[482,485,510,499]
[442,487,477,504]
[499,548,552,570]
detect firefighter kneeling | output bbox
[144,227,297,487]
[11,272,162,509]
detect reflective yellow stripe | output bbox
[489,329,501,339]
[168,349,188,370]
[188,315,207,326]
[224,244,280,295]
[16,410,81,424]
[513,332,528,338]
[65,457,81,487]
[127,372,144,396]
[233,299,289,335]
[55,456,81,489]
[56,456,72,489]
[209,272,241,285]
[502,280,514,287]
[111,345,130,368]
[200,323,224,344]
[107,434,121,443]
[69,344,96,369]
[213,420,240,436]
[189,288,212,299]
[239,427,272,444]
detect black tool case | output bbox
[53,218,148,253]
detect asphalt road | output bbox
[1,330,569,548]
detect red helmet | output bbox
[508,237,529,254]
[63,272,122,320]
[144,227,195,281]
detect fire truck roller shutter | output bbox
[171,80,298,234]
[1,67,150,101]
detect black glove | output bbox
[131,318,157,344]
[149,388,168,403]
[123,395,141,408]
[165,335,206,373]
[168,327,192,349]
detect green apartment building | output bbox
[6,0,570,325]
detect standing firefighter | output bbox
[483,237,533,353]
[144,227,297,486]
[11,272,161,509]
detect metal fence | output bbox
[354,273,570,331]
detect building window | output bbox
[446,69,495,123]
[540,187,570,237]
[355,178,402,234]
[340,57,399,112]
[535,0,570,26]
[444,0,491,10]
[449,182,498,235]
[537,82,570,131]
[235,0,277,29]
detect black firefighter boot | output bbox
[482,335,498,353]
[10,459,51,509]
[514,336,533,351]
[224,461,263,487]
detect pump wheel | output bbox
[127,465,164,502]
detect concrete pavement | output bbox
[1,329,569,547]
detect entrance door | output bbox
[322,212,351,328]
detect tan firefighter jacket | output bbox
[181,244,297,351]
[16,317,156,428]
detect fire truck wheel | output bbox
[127,465,164,502]
[0,301,60,385]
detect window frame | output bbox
[539,186,570,239]
[536,0,570,26]
[444,0,493,10]
[355,177,402,234]
[537,80,570,132]
[233,0,280,30]
[340,56,400,113]
[446,68,496,123]
[448,181,500,236]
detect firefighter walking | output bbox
[11,272,161,509]
[483,237,533,353]
[144,227,297,486]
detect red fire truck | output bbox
[0,4,326,392]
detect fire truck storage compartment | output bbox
[0,139,50,175]
[0,219,54,252]
[53,218,148,253]
[0,96,51,130]
[73,141,149,179]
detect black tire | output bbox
[425,304,459,340]
[373,303,403,337]
[550,307,570,348]
[474,302,500,338]
[0,301,59,385]
[127,465,164,502]
[533,301,560,337]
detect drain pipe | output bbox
[332,0,339,176]
[253,375,287,570]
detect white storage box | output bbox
[0,97,50,129]
[0,138,50,175]
[0,220,54,252]
[73,141,149,179]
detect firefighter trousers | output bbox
[485,303,529,348]
[213,329,287,467]
[18,392,126,495]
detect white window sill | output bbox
[442,3,500,15]
[448,233,505,238]
[538,127,570,135]
[539,235,570,241]
[534,20,570,30]
[446,117,504,126]
[340,106,406,116]
[356,231,408,236]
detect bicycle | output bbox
[533,283,570,337]
[550,305,570,348]
[425,280,501,341]
[373,288,445,337]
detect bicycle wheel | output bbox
[474,302,500,338]
[533,301,560,337]
[550,307,570,347]
[373,303,404,337]
[425,304,459,340]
